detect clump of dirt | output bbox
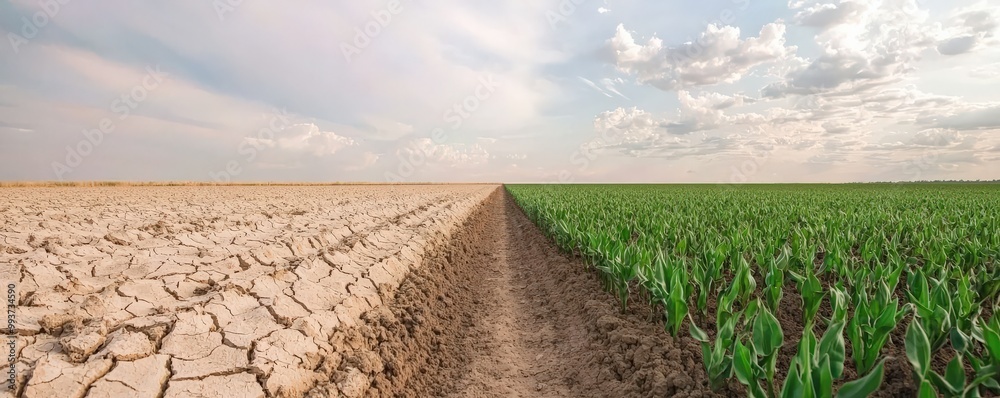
[140,220,173,236]
[0,244,27,254]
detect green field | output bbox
[507,184,1000,398]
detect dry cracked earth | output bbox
[1,185,494,398]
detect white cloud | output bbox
[926,105,1000,131]
[935,2,999,55]
[607,22,794,91]
[578,76,629,99]
[244,123,356,156]
[764,1,936,98]
[911,129,962,147]
[793,1,868,29]
[398,138,490,167]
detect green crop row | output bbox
[507,184,1000,397]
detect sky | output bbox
[0,0,998,183]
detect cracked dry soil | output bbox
[4,185,721,397]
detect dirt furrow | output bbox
[346,187,720,397]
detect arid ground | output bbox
[1,185,728,398]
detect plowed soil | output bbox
[322,188,728,397]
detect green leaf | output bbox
[816,356,834,398]
[945,355,967,392]
[915,380,936,398]
[733,340,756,385]
[952,328,970,355]
[819,321,846,380]
[753,304,784,356]
[906,321,932,377]
[689,321,709,342]
[836,359,885,398]
[782,366,804,398]
[984,324,1000,363]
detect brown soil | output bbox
[330,188,730,397]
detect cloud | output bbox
[927,106,1000,131]
[398,138,490,167]
[607,22,794,91]
[954,2,999,36]
[937,35,979,55]
[793,1,868,29]
[763,1,942,99]
[935,2,999,55]
[578,76,630,99]
[244,123,356,156]
[584,93,765,157]
[578,77,612,98]
[0,121,34,133]
[911,129,962,147]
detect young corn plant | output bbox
[974,266,1000,307]
[692,260,713,317]
[847,280,909,375]
[952,271,982,337]
[969,315,1000,393]
[732,301,784,398]
[907,268,955,352]
[597,243,643,313]
[731,254,757,309]
[828,283,849,325]
[639,253,690,336]
[693,242,728,317]
[781,321,886,398]
[906,320,993,398]
[789,266,825,328]
[665,259,690,336]
[763,246,789,313]
[691,303,741,391]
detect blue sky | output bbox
[1,0,998,182]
